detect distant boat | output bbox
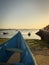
[3,32,8,35]
[0,31,36,65]
[28,32,31,36]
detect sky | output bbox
[0,0,49,29]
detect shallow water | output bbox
[0,29,41,39]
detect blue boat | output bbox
[0,31,37,65]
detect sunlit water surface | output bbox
[0,29,41,39]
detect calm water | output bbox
[0,29,41,39]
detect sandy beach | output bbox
[0,38,49,65]
[26,39,49,65]
[32,49,49,65]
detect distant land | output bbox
[0,29,38,30]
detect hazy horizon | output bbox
[0,27,46,29]
[0,0,49,29]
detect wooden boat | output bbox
[0,31,37,65]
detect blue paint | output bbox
[0,31,36,65]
